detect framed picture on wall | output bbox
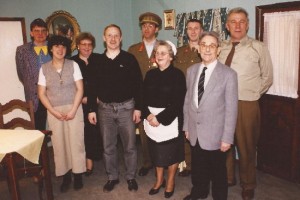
[46,10,81,52]
[164,9,175,30]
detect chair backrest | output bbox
[0,99,35,130]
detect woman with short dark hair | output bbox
[38,35,85,192]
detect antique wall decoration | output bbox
[46,10,81,52]
[164,9,176,30]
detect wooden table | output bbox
[0,129,53,200]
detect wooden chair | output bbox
[0,99,53,200]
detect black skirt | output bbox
[148,131,184,167]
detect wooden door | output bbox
[256,1,300,182]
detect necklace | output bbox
[53,59,65,85]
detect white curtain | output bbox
[263,11,300,98]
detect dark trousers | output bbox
[191,141,227,200]
[34,101,47,130]
[82,104,103,160]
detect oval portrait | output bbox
[46,10,80,52]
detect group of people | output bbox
[15,6,273,200]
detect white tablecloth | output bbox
[0,129,44,164]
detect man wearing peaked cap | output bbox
[128,11,162,177]
[139,12,162,29]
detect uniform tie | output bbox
[34,46,48,55]
[198,67,207,104]
[225,42,239,67]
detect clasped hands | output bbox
[147,113,160,127]
[52,109,76,121]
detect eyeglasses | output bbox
[155,52,169,57]
[199,43,218,50]
[79,43,93,48]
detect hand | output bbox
[185,131,190,140]
[82,97,87,104]
[88,112,97,125]
[220,142,231,152]
[65,109,76,121]
[133,110,141,123]
[149,116,160,127]
[51,109,66,121]
[146,113,155,122]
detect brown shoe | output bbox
[227,179,236,187]
[242,189,254,200]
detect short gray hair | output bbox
[199,31,220,46]
[227,7,249,22]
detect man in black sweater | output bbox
[87,24,143,193]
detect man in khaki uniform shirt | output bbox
[128,12,162,176]
[218,7,273,200]
[174,19,203,177]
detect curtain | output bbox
[264,11,300,98]
[174,8,228,47]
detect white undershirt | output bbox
[194,60,217,107]
[144,40,156,58]
[38,61,82,86]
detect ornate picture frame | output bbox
[46,10,80,52]
[164,9,176,30]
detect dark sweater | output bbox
[87,50,143,112]
[143,65,186,129]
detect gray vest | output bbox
[42,59,76,107]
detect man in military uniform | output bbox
[128,12,162,176]
[174,19,203,177]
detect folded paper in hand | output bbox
[144,106,178,142]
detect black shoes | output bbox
[164,184,175,199]
[149,179,166,195]
[178,169,191,177]
[73,173,83,191]
[60,171,84,192]
[183,194,208,200]
[103,179,120,192]
[127,179,138,191]
[138,166,153,176]
[164,189,174,198]
[60,171,72,193]
[85,168,93,177]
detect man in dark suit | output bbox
[128,12,162,176]
[183,31,238,200]
[16,18,51,130]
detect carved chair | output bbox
[0,99,53,200]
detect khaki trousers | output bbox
[226,100,260,190]
[48,104,86,176]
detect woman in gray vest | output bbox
[38,35,86,192]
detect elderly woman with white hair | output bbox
[143,40,186,198]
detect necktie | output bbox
[34,46,48,55]
[198,67,207,104]
[225,42,239,67]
